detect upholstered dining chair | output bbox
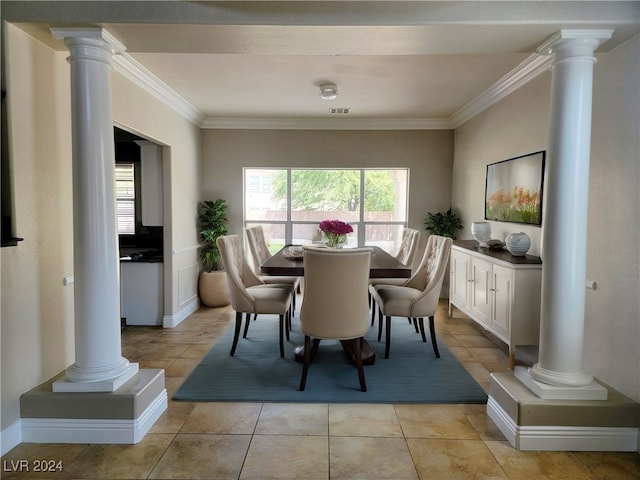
[216,235,293,358]
[369,234,452,359]
[299,246,373,392]
[246,225,301,310]
[368,227,421,324]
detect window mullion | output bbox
[286,168,292,245]
[358,169,365,247]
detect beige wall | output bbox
[452,36,640,402]
[452,73,550,255]
[584,36,639,401]
[1,23,75,430]
[201,129,454,241]
[111,73,202,320]
[1,23,202,433]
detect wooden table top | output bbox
[260,245,411,279]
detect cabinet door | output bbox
[138,141,164,226]
[491,264,512,341]
[470,257,492,327]
[450,250,470,307]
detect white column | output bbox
[51,28,138,392]
[516,30,611,399]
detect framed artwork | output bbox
[485,151,545,226]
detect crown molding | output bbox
[448,53,552,128]
[201,116,454,130]
[111,53,205,126]
[114,51,551,131]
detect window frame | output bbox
[115,161,137,236]
[244,167,409,249]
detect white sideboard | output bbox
[449,240,542,368]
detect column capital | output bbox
[537,29,613,57]
[51,28,126,56]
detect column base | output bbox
[52,362,139,392]
[20,369,166,444]
[487,371,638,451]
[515,366,608,400]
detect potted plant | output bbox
[198,199,231,307]
[424,208,463,239]
[424,208,462,298]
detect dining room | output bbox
[1,0,638,461]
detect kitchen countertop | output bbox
[119,248,164,263]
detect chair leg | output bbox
[230,311,243,356]
[285,309,291,341]
[354,337,367,392]
[377,307,384,341]
[429,316,440,358]
[243,312,252,338]
[279,314,285,358]
[310,337,321,360]
[299,335,311,390]
[370,298,376,326]
[412,317,419,333]
[384,315,392,359]
[417,317,427,342]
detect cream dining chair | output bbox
[369,234,452,359]
[299,246,373,392]
[216,235,293,358]
[369,227,421,324]
[246,225,301,310]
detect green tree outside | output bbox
[272,170,396,212]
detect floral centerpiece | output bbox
[319,219,353,248]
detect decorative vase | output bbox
[326,234,346,248]
[505,232,531,256]
[471,222,492,246]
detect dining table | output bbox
[260,245,412,279]
[260,245,412,365]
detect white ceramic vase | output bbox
[505,232,531,256]
[471,222,492,245]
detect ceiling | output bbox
[4,1,640,129]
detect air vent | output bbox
[329,108,350,114]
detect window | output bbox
[115,163,136,235]
[249,175,260,191]
[244,168,408,253]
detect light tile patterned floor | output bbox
[2,300,639,479]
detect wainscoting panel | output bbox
[178,262,199,308]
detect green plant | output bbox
[198,199,228,272]
[424,208,463,239]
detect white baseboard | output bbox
[163,297,199,328]
[21,389,167,445]
[487,395,638,452]
[1,420,23,456]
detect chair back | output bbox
[246,225,272,273]
[395,228,421,268]
[216,235,264,312]
[300,246,373,340]
[403,235,452,315]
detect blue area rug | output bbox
[173,314,488,403]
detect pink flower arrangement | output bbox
[319,219,353,247]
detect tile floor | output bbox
[2,300,639,479]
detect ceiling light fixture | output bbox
[319,83,338,100]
